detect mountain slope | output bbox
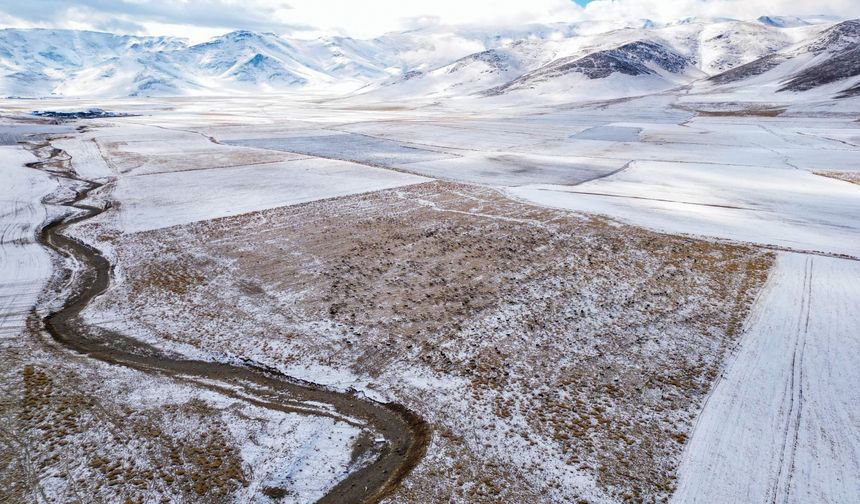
[0,28,185,96]
[0,17,854,100]
[693,20,796,73]
[704,19,860,97]
[498,40,691,86]
[366,18,820,101]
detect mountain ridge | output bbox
[1,16,857,100]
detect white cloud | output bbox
[581,0,860,23]
[280,0,582,38]
[0,0,856,42]
[0,0,583,41]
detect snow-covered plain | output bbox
[107,157,428,233]
[225,133,456,166]
[44,121,430,233]
[673,253,860,503]
[0,146,56,338]
[1,69,859,503]
[510,158,860,257]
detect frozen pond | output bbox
[225,133,455,167]
[398,153,628,186]
[0,123,73,145]
[571,125,642,142]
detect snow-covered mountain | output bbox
[1,16,857,101]
[373,17,822,101]
[489,40,696,95]
[0,28,394,96]
[0,29,184,96]
[703,19,860,99]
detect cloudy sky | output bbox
[0,0,857,42]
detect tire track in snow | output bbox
[672,253,860,504]
[769,257,812,504]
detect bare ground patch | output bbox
[81,181,773,503]
[696,108,785,117]
[815,170,860,185]
[0,344,248,503]
[96,137,293,176]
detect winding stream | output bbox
[26,137,430,503]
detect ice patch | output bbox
[571,125,643,142]
[226,133,456,166]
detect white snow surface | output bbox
[507,112,860,258]
[510,159,860,257]
[103,155,428,233]
[2,84,859,502]
[0,146,57,338]
[226,402,361,502]
[672,253,860,504]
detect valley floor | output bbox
[0,90,858,503]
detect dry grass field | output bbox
[79,181,772,503]
[815,170,860,185]
[1,336,246,503]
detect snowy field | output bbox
[673,253,860,503]
[510,159,860,257]
[0,146,56,338]
[105,158,428,233]
[43,122,431,233]
[1,90,858,503]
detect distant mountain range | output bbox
[1,15,858,101]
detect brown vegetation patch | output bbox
[815,170,860,185]
[98,138,290,176]
[696,108,785,117]
[1,362,247,503]
[89,181,773,502]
